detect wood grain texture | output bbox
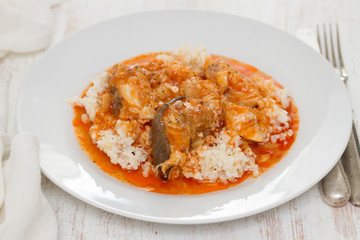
[1,0,360,239]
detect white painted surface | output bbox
[2,0,360,239]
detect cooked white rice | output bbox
[68,72,110,121]
[157,44,211,73]
[95,120,148,170]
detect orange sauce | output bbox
[72,53,299,194]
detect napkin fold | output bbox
[0,0,60,58]
[0,133,58,240]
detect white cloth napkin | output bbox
[0,133,58,240]
[0,1,59,238]
[0,0,60,58]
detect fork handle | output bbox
[319,160,351,207]
[342,122,360,206]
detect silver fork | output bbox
[317,23,360,207]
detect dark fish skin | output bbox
[151,97,185,179]
[109,86,123,116]
[112,95,122,116]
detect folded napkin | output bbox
[0,0,60,58]
[1,0,59,239]
[0,133,58,240]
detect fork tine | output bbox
[323,24,330,61]
[316,23,348,82]
[316,25,323,54]
[316,24,345,80]
[329,24,339,71]
[336,24,348,81]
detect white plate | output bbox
[17,10,352,224]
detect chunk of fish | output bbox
[205,59,262,107]
[224,101,264,142]
[152,97,215,180]
[180,77,223,128]
[109,64,157,119]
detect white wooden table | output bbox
[2,0,360,239]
